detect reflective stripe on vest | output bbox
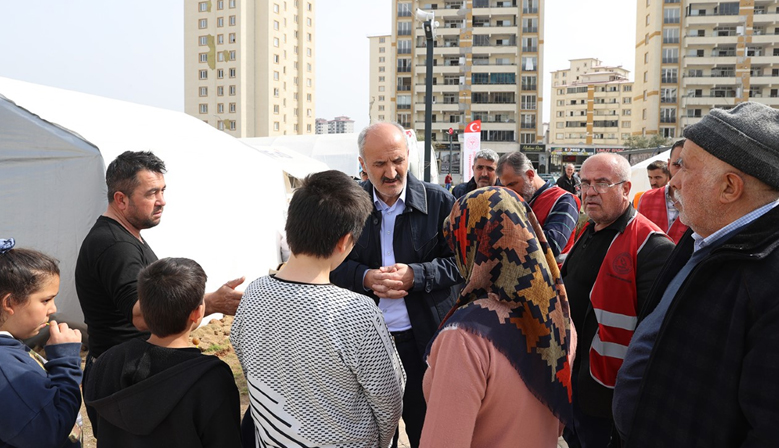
[588,213,668,388]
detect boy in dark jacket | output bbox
[84,258,241,447]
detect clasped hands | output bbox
[364,263,414,299]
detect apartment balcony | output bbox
[683,55,738,66]
[752,12,779,25]
[431,46,461,56]
[472,83,518,93]
[759,97,779,106]
[751,55,779,66]
[521,27,538,33]
[685,14,741,26]
[416,64,463,74]
[471,63,518,73]
[414,83,461,93]
[416,121,466,131]
[468,101,516,112]
[750,34,779,45]
[426,27,462,37]
[683,96,738,107]
[472,4,519,15]
[683,35,738,46]
[683,76,739,86]
[416,102,461,112]
[749,75,779,86]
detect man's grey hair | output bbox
[497,151,534,176]
[473,148,499,167]
[357,122,408,158]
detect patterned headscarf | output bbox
[433,187,573,425]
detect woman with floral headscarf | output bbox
[419,187,576,448]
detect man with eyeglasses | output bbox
[561,153,674,448]
[636,139,689,243]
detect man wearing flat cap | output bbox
[613,102,779,447]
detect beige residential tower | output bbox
[184,0,316,137]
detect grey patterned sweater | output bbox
[232,276,406,448]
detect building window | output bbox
[229,121,236,130]
[199,2,208,12]
[229,50,236,60]
[199,104,208,114]
[199,70,208,80]
[217,34,224,44]
[306,78,312,87]
[217,17,224,27]
[218,0,224,9]
[217,86,224,96]
[307,108,312,117]
[229,68,236,78]
[217,103,225,113]
[274,71,279,80]
[274,20,279,30]
[199,19,207,29]
[308,2,312,10]
[199,53,208,63]
[199,36,208,46]
[218,52,225,62]
[229,0,235,7]
[307,18,312,26]
[274,88,279,97]
[229,85,236,95]
[199,87,208,96]
[273,38,279,47]
[307,63,312,72]
[217,69,224,78]
[218,121,225,130]
[229,103,236,112]
[274,122,280,131]
[273,54,279,63]
[274,3,279,12]
[273,105,280,114]
[307,48,312,56]
[229,15,236,25]
[229,33,236,43]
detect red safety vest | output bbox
[530,186,581,257]
[637,186,688,243]
[587,213,670,388]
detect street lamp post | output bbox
[417,8,436,182]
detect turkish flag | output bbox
[465,120,481,134]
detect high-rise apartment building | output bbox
[184,0,316,137]
[373,0,544,156]
[315,116,355,134]
[369,35,396,125]
[633,0,779,140]
[549,58,634,146]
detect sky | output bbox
[0,0,636,132]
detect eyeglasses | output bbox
[580,180,626,194]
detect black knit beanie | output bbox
[683,102,779,189]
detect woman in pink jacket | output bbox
[421,187,576,448]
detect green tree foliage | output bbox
[624,135,671,149]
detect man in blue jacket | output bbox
[331,122,462,448]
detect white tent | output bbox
[243,134,362,178]
[629,150,671,197]
[243,129,439,182]
[0,77,288,328]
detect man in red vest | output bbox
[637,139,689,243]
[497,152,580,265]
[561,153,674,448]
